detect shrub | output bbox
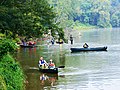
[0,54,25,90]
[0,38,24,90]
[0,38,18,58]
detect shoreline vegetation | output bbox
[0,39,25,90]
[74,24,98,30]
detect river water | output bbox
[15,28,120,90]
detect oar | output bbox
[58,66,65,68]
[29,67,39,70]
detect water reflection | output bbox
[40,73,58,87]
[59,51,66,66]
[25,68,59,90]
[15,29,120,90]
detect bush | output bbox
[0,38,18,58]
[0,54,25,90]
[0,38,24,90]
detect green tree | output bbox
[0,0,64,39]
[48,0,120,29]
[110,0,120,27]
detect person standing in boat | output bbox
[51,37,55,45]
[70,35,73,44]
[38,57,48,69]
[83,43,89,48]
[48,59,55,69]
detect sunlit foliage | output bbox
[49,0,120,28]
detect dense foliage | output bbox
[0,39,24,90]
[49,0,120,28]
[0,39,18,58]
[0,54,24,90]
[0,0,64,39]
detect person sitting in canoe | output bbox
[48,59,55,69]
[21,39,27,46]
[38,57,48,69]
[28,41,36,45]
[83,43,89,48]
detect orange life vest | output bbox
[49,63,54,66]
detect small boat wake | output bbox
[59,66,100,76]
[61,70,93,76]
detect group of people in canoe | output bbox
[21,39,36,46]
[38,57,55,69]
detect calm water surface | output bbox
[16,28,120,90]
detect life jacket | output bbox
[39,60,45,64]
[49,63,54,66]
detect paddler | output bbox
[38,57,48,69]
[48,59,55,69]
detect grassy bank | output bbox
[0,39,25,90]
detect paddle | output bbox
[58,66,65,68]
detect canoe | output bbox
[70,47,107,52]
[56,41,63,44]
[39,68,58,74]
[20,45,36,48]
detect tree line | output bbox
[49,0,120,29]
[1,0,119,40]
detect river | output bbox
[15,28,120,90]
